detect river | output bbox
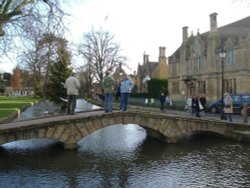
[0,100,250,187]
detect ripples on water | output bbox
[0,124,250,188]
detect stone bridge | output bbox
[0,110,250,149]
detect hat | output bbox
[224,93,229,96]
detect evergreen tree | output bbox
[147,78,168,98]
[44,36,72,103]
[45,59,71,103]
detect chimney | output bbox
[210,12,218,33]
[159,47,167,63]
[159,47,166,58]
[143,53,149,64]
[182,26,188,43]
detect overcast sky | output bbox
[1,0,250,73]
[57,0,250,73]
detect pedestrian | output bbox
[224,93,233,122]
[145,98,149,106]
[185,96,192,114]
[168,96,173,109]
[102,70,115,113]
[119,72,134,111]
[159,88,166,111]
[191,95,196,116]
[64,72,81,115]
[199,93,207,117]
[194,95,201,117]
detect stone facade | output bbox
[168,13,250,101]
[135,47,169,93]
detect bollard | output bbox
[243,103,248,124]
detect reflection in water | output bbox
[0,124,250,188]
[14,98,101,121]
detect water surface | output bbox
[0,124,250,188]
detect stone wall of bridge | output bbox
[0,110,250,149]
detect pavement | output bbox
[127,104,250,125]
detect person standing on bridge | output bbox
[159,87,166,111]
[119,72,134,111]
[64,72,81,115]
[102,70,115,113]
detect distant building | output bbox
[168,13,250,101]
[135,47,169,93]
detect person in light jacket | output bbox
[119,72,134,111]
[223,93,233,122]
[64,73,80,115]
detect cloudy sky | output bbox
[2,0,250,73]
[58,0,250,72]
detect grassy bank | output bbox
[0,96,41,119]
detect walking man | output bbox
[64,72,81,115]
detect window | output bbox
[172,82,179,95]
[232,95,241,103]
[198,81,206,94]
[242,96,250,104]
[224,78,236,93]
[225,50,235,67]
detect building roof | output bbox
[219,16,250,39]
[137,61,158,78]
[169,16,250,62]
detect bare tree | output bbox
[77,28,127,86]
[75,62,94,97]
[0,0,67,56]
[18,33,71,96]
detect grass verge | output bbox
[0,96,41,119]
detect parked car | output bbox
[209,94,250,115]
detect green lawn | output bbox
[0,96,41,119]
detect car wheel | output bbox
[211,107,217,114]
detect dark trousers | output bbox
[225,113,232,122]
[67,95,77,114]
[160,101,165,111]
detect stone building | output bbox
[135,47,169,93]
[168,13,250,101]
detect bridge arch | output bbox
[0,110,249,149]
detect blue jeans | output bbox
[104,92,113,112]
[120,93,130,111]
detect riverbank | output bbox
[0,96,41,123]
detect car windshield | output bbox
[242,96,250,104]
[232,95,241,104]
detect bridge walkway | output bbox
[0,107,250,149]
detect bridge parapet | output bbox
[0,110,250,149]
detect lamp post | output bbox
[219,48,226,120]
